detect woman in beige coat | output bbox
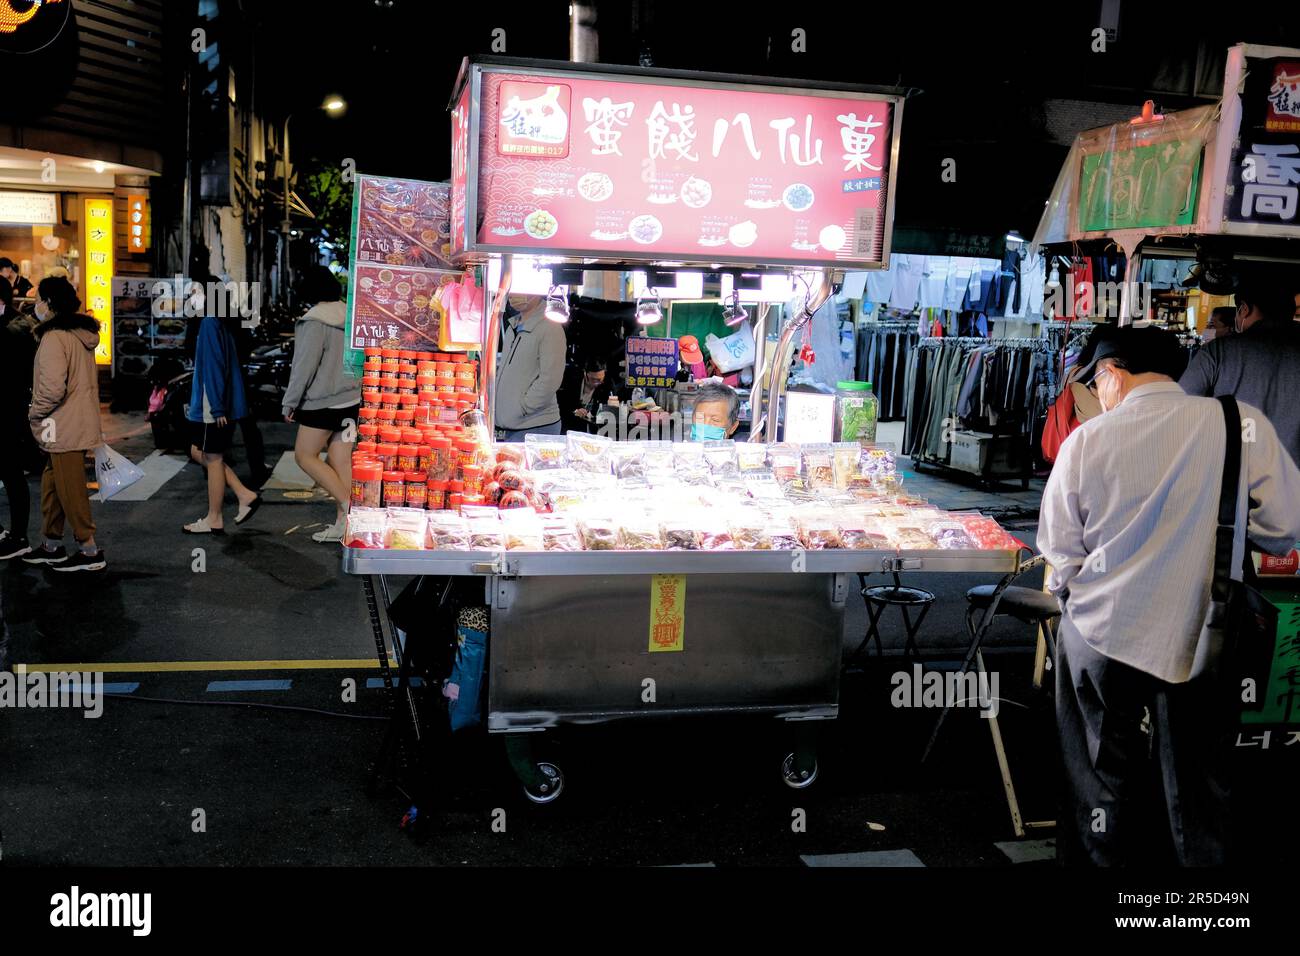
[22,277,106,572]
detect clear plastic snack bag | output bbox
[832,442,863,490]
[735,442,770,476]
[800,443,836,491]
[542,515,584,552]
[702,439,739,478]
[610,443,649,480]
[384,508,429,550]
[659,514,704,551]
[464,509,505,550]
[428,512,472,550]
[577,512,620,551]
[500,508,544,551]
[618,510,663,551]
[345,508,387,549]
[795,507,843,550]
[524,433,567,471]
[566,430,614,474]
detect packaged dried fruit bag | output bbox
[832,442,863,490]
[524,434,567,471]
[927,520,976,550]
[345,508,387,549]
[464,509,505,550]
[384,508,429,550]
[566,430,614,474]
[795,507,843,550]
[767,512,802,552]
[542,516,583,552]
[428,512,471,550]
[702,439,739,477]
[618,512,663,551]
[801,444,836,491]
[768,443,801,483]
[500,509,544,551]
[577,513,620,551]
[735,442,770,475]
[726,515,772,551]
[659,514,704,551]
[610,443,649,480]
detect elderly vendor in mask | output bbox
[690,381,740,441]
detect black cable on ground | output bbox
[97,691,389,721]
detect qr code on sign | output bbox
[855,209,877,257]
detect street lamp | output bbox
[281,94,348,309]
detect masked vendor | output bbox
[691,382,740,441]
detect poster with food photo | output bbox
[353,175,457,272]
[350,264,452,352]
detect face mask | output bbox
[34,301,50,321]
[691,423,727,442]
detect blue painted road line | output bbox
[206,679,293,692]
[67,682,140,694]
[366,677,424,689]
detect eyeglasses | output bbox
[1087,364,1116,395]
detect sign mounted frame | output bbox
[450,56,905,271]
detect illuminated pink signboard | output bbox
[450,58,903,268]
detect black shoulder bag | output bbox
[1195,396,1278,715]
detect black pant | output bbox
[239,416,268,486]
[0,419,32,540]
[1055,625,1231,866]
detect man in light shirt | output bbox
[1039,325,1300,866]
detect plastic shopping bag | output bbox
[705,326,756,373]
[94,444,145,500]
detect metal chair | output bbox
[922,549,1060,837]
[850,572,935,667]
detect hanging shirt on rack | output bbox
[943,257,974,312]
[865,265,894,305]
[888,253,924,311]
[918,256,949,309]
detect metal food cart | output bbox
[345,546,1019,802]
[343,56,1026,806]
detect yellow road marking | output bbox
[19,659,385,673]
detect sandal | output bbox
[183,518,225,535]
[235,496,263,525]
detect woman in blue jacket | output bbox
[183,284,260,534]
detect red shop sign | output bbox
[449,57,904,269]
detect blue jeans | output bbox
[497,420,562,443]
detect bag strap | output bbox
[1213,396,1242,603]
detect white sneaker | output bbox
[312,519,345,543]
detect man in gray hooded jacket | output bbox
[495,294,566,441]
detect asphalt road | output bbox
[0,413,1290,867]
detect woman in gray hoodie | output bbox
[282,266,360,543]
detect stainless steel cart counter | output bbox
[345,547,1019,801]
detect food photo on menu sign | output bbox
[469,70,896,265]
[354,176,457,271]
[350,264,453,351]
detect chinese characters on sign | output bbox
[1265,61,1300,132]
[460,67,899,266]
[648,574,686,653]
[126,195,149,252]
[1226,55,1300,232]
[499,81,571,158]
[83,197,113,366]
[624,335,679,388]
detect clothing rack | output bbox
[856,322,920,422]
[904,337,1053,488]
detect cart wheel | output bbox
[782,753,819,790]
[522,762,565,805]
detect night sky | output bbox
[249,0,1300,238]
